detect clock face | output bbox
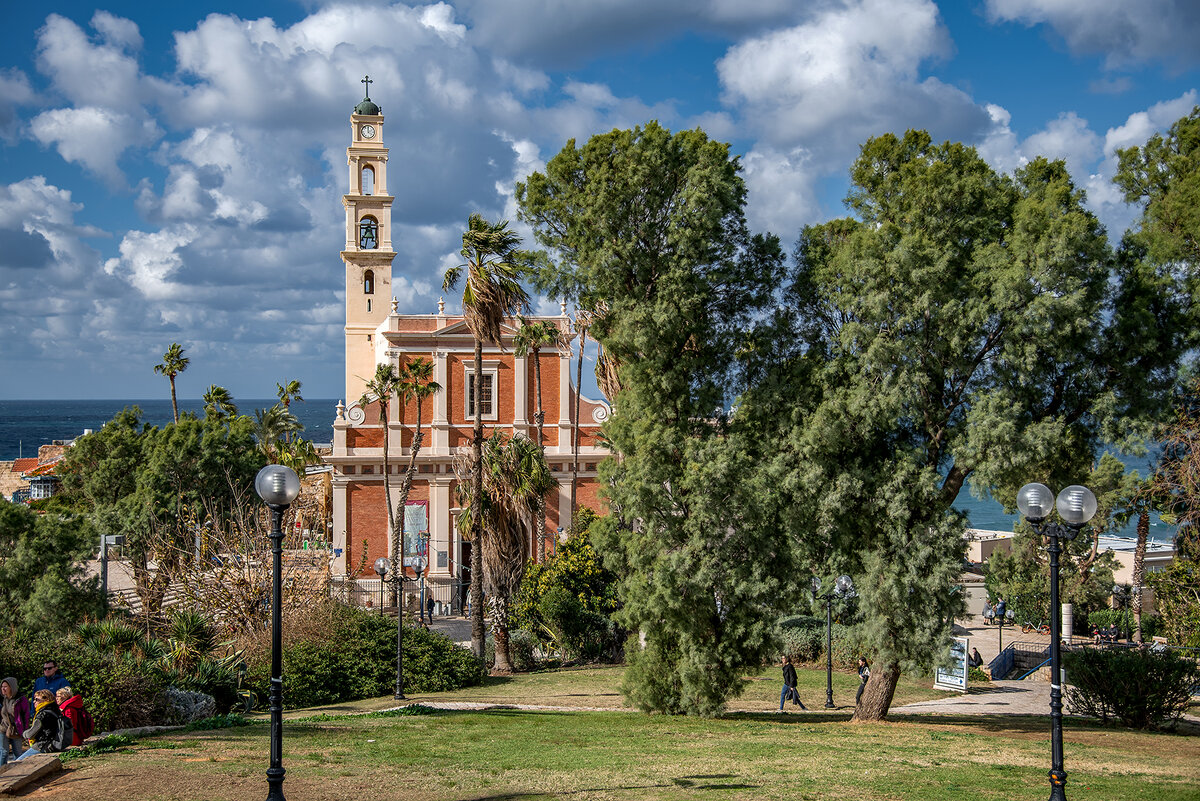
[361,124,376,139]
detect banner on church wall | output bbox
[404,501,428,557]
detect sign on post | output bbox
[935,636,969,692]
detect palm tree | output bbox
[360,363,402,606]
[455,433,555,672]
[202,385,238,419]
[514,317,567,561]
[278,437,323,475]
[253,405,301,462]
[276,380,304,444]
[154,343,189,423]
[444,213,531,658]
[394,358,441,566]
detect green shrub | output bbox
[1063,646,1200,730]
[513,512,622,662]
[241,602,483,708]
[403,625,487,692]
[777,616,863,670]
[968,666,990,683]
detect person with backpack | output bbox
[779,655,807,711]
[1,677,30,764]
[15,689,72,760]
[55,687,93,746]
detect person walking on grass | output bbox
[1,677,30,764]
[856,657,870,706]
[779,655,806,711]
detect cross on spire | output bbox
[361,75,372,99]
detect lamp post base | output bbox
[265,766,286,801]
[824,700,835,709]
[1048,768,1067,800]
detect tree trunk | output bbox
[383,397,400,610]
[533,345,546,563]
[169,377,179,424]
[1133,508,1148,644]
[470,339,486,659]
[851,660,900,722]
[491,598,513,674]
[571,326,585,520]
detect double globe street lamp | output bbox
[254,464,301,801]
[1016,482,1097,801]
[811,574,855,709]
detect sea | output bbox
[0,398,1174,543]
[0,398,339,460]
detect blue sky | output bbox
[0,0,1197,402]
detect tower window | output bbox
[364,269,375,294]
[359,216,379,249]
[362,165,375,195]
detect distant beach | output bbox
[0,398,1173,542]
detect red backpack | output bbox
[76,708,95,741]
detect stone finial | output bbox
[560,299,568,316]
[391,296,398,314]
[438,296,445,314]
[336,400,346,421]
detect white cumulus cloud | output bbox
[986,0,1200,71]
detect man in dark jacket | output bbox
[779,656,806,711]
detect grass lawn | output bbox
[47,666,1200,800]
[286,664,952,716]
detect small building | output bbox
[1,458,38,503]
[961,528,1175,615]
[22,459,63,501]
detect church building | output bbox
[328,81,610,610]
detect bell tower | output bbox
[343,75,395,403]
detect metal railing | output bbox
[328,576,470,617]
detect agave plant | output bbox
[162,610,218,672]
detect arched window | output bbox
[361,165,375,195]
[364,269,375,295]
[359,216,378,249]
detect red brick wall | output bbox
[346,482,387,575]
[527,352,561,447]
[347,428,384,448]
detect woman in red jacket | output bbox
[55,687,87,747]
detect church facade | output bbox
[328,84,610,608]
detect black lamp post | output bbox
[1017,482,1097,801]
[998,605,1014,655]
[374,557,389,616]
[254,464,301,801]
[811,574,855,709]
